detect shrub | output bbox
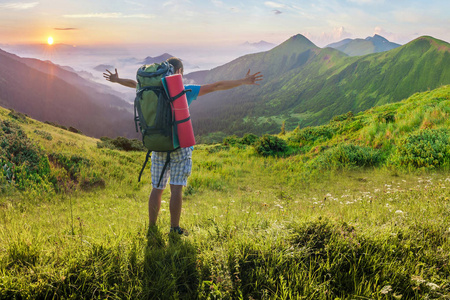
[44,121,68,130]
[253,134,288,157]
[68,126,83,135]
[331,111,354,122]
[240,133,258,145]
[97,136,145,152]
[288,125,335,146]
[223,133,259,147]
[8,109,28,123]
[0,120,50,190]
[395,128,450,169]
[222,135,239,146]
[309,143,383,170]
[34,130,53,140]
[48,153,90,180]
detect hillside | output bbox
[0,48,137,139]
[326,34,401,56]
[0,86,449,299]
[189,35,450,141]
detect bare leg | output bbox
[169,185,183,228]
[149,188,164,226]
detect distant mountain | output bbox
[140,53,174,65]
[93,64,114,72]
[0,48,137,139]
[241,40,276,51]
[326,34,401,56]
[189,35,450,139]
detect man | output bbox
[104,57,262,235]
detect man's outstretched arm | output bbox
[198,70,263,96]
[103,69,137,88]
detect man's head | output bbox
[167,57,184,75]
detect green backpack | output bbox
[134,61,190,185]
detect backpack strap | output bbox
[138,150,152,182]
[156,151,172,188]
[138,149,179,187]
[169,89,192,103]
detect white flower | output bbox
[395,210,404,214]
[380,285,392,294]
[426,282,440,290]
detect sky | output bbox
[0,0,449,48]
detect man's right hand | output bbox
[103,68,119,83]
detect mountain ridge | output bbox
[326,34,401,56]
[188,34,450,140]
[0,48,137,139]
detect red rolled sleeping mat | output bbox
[164,74,196,148]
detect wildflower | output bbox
[380,285,392,294]
[426,282,440,290]
[212,206,218,209]
[274,204,283,209]
[395,210,404,214]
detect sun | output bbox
[47,36,54,45]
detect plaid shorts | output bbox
[151,147,193,189]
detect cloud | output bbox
[54,28,78,31]
[304,26,353,47]
[63,13,154,19]
[347,0,382,4]
[373,26,407,43]
[264,1,285,9]
[211,0,223,7]
[273,9,282,15]
[0,1,38,10]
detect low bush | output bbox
[97,136,146,152]
[288,125,335,146]
[395,128,450,169]
[253,134,288,157]
[0,120,50,191]
[34,130,53,140]
[308,143,383,170]
[223,133,259,147]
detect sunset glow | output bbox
[0,1,448,48]
[47,36,54,45]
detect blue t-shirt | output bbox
[173,84,201,148]
[185,84,201,106]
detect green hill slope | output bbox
[189,35,450,142]
[327,34,401,56]
[0,86,449,299]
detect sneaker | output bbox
[170,226,189,236]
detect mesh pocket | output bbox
[155,93,173,137]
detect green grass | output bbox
[1,87,450,299]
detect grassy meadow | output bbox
[1,86,450,299]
